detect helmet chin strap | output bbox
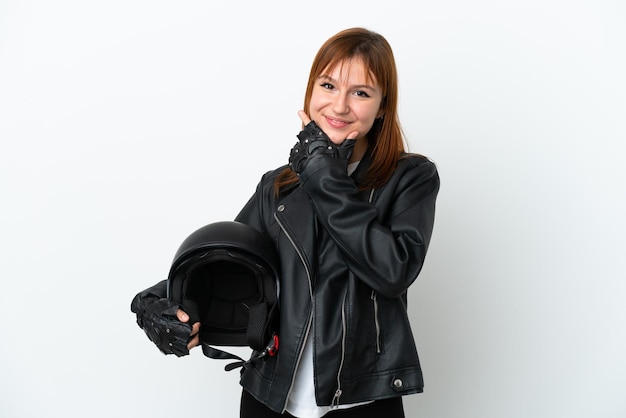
[202,332,279,371]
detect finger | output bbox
[191,321,201,335]
[176,309,189,323]
[297,110,311,125]
[346,131,359,140]
[188,333,200,350]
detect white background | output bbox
[1,1,625,417]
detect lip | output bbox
[324,115,352,129]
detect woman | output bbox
[132,27,439,418]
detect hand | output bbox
[132,295,200,357]
[289,111,359,174]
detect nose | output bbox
[331,93,349,114]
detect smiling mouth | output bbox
[325,116,351,128]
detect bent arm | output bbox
[299,156,440,298]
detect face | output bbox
[308,58,384,147]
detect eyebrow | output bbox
[317,75,378,92]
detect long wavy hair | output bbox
[274,27,406,195]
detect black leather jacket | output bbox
[235,149,440,413]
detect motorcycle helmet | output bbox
[166,221,280,369]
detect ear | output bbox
[376,109,384,119]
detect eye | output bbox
[354,90,371,98]
[320,82,335,90]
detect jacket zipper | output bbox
[274,213,314,413]
[371,290,382,354]
[366,189,382,353]
[331,290,348,408]
[331,187,378,406]
[279,187,376,410]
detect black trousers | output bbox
[240,389,405,418]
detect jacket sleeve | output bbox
[130,280,167,313]
[298,155,440,298]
